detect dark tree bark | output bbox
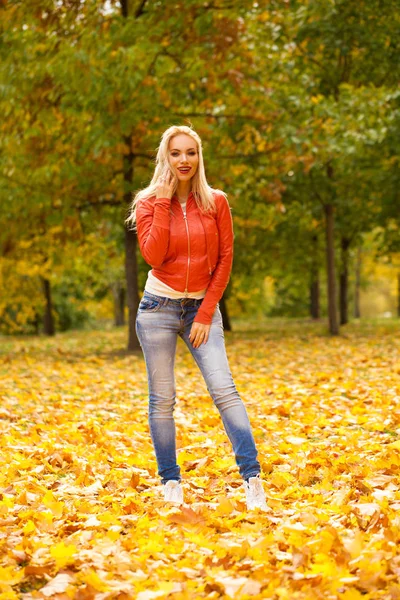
[112,282,125,326]
[125,226,139,350]
[310,234,320,319]
[219,295,231,331]
[310,279,320,320]
[324,203,339,335]
[42,277,55,336]
[123,131,140,351]
[354,245,362,319]
[121,2,141,351]
[339,236,350,325]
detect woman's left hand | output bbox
[189,322,211,348]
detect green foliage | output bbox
[267,277,311,318]
[52,280,94,332]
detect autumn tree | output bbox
[249,0,400,333]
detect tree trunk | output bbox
[121,3,140,351]
[354,245,362,319]
[310,278,320,319]
[112,282,125,326]
[339,236,350,325]
[42,277,55,336]
[125,226,139,350]
[219,295,231,331]
[310,234,319,319]
[324,203,339,335]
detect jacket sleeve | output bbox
[193,194,234,325]
[135,197,171,268]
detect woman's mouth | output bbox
[178,167,191,174]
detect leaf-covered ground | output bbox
[1,320,400,600]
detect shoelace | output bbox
[253,480,265,499]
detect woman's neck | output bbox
[176,182,191,203]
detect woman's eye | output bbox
[171,152,196,156]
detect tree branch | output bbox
[135,0,148,18]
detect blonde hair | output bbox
[125,124,226,230]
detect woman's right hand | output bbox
[156,165,177,199]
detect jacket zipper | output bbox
[183,211,190,297]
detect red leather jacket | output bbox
[136,190,233,325]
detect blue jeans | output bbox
[135,290,261,485]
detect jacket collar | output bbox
[172,190,194,205]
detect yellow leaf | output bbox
[270,471,295,489]
[50,542,77,568]
[0,591,20,599]
[0,567,24,585]
[79,569,111,592]
[42,490,64,518]
[23,520,36,534]
[215,497,235,516]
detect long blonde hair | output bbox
[125,125,226,230]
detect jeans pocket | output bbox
[138,297,163,313]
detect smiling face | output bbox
[168,133,199,182]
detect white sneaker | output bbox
[163,480,184,505]
[244,475,270,512]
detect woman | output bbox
[126,125,269,512]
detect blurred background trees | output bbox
[1,0,399,345]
